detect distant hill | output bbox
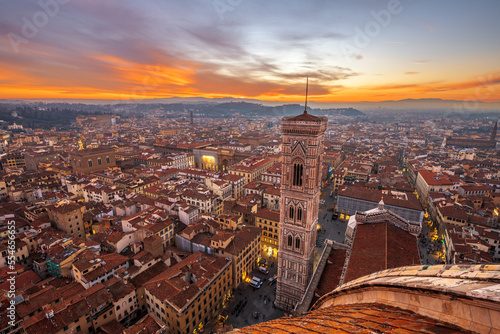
[0,103,111,129]
[190,102,364,117]
[0,100,364,129]
[2,96,499,112]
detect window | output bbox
[88,159,93,167]
[287,235,292,247]
[292,162,303,186]
[106,156,110,164]
[289,206,294,219]
[297,207,302,221]
[97,158,102,165]
[295,237,301,249]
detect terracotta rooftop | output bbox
[418,169,455,186]
[219,173,245,182]
[314,248,347,302]
[338,185,422,211]
[314,264,500,333]
[232,303,469,333]
[16,286,61,318]
[23,299,91,334]
[129,261,169,288]
[225,226,261,254]
[344,222,420,284]
[100,319,126,334]
[288,110,322,122]
[255,208,280,222]
[0,270,41,292]
[123,313,165,334]
[144,252,231,312]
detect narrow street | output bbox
[205,255,284,332]
[317,183,347,246]
[418,215,445,265]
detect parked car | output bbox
[258,266,269,274]
[249,279,262,288]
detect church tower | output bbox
[490,121,497,142]
[275,101,328,311]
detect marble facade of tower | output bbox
[275,109,328,311]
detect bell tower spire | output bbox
[275,83,328,312]
[304,77,309,114]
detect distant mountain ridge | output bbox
[1,96,499,112]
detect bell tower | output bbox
[275,95,328,311]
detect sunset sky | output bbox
[1,0,499,102]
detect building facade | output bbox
[336,186,424,226]
[47,202,86,239]
[69,146,116,173]
[275,110,328,311]
[227,157,276,185]
[143,252,232,334]
[255,208,280,256]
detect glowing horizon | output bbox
[1,1,499,103]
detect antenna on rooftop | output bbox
[304,77,309,114]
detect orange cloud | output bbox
[1,52,499,103]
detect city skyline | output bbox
[1,0,499,103]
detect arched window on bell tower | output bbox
[289,206,294,219]
[292,160,304,187]
[295,237,301,250]
[287,235,293,247]
[297,207,302,221]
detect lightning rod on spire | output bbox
[304,77,309,114]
